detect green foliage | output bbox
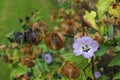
[98,75,109,80]
[85,65,94,80]
[10,66,28,80]
[97,0,114,20]
[113,46,120,52]
[99,23,107,35]
[1,0,120,80]
[79,69,86,80]
[12,50,19,60]
[32,62,43,80]
[113,72,120,80]
[115,36,120,45]
[95,43,109,56]
[107,25,114,37]
[108,54,120,67]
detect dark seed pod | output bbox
[24,29,37,44]
[14,31,24,43]
[34,29,42,42]
[32,21,48,35]
[45,33,64,50]
[39,20,48,34]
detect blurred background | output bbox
[0,0,55,79]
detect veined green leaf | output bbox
[113,72,120,80]
[107,25,114,37]
[85,65,94,80]
[98,75,109,80]
[10,66,28,80]
[99,23,107,35]
[95,43,109,56]
[12,50,19,60]
[108,54,120,67]
[79,69,86,80]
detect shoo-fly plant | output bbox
[0,0,120,80]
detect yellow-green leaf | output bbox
[83,11,98,31]
[108,3,120,18]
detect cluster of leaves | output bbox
[0,0,120,80]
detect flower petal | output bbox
[94,71,101,79]
[73,41,80,49]
[73,49,82,56]
[81,36,93,44]
[75,38,83,42]
[73,38,83,49]
[90,41,99,52]
[44,54,52,64]
[82,52,94,58]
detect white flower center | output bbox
[81,44,91,52]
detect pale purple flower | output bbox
[73,36,99,58]
[94,71,101,79]
[42,53,53,64]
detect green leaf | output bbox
[85,65,94,80]
[113,46,120,52]
[32,63,43,80]
[108,54,120,67]
[109,3,120,18]
[79,69,86,80]
[98,75,109,80]
[12,50,19,60]
[95,43,109,56]
[10,66,28,80]
[83,11,98,31]
[115,36,120,45]
[99,23,107,35]
[97,0,114,20]
[107,25,114,37]
[113,72,120,80]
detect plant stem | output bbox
[35,59,43,74]
[91,57,95,80]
